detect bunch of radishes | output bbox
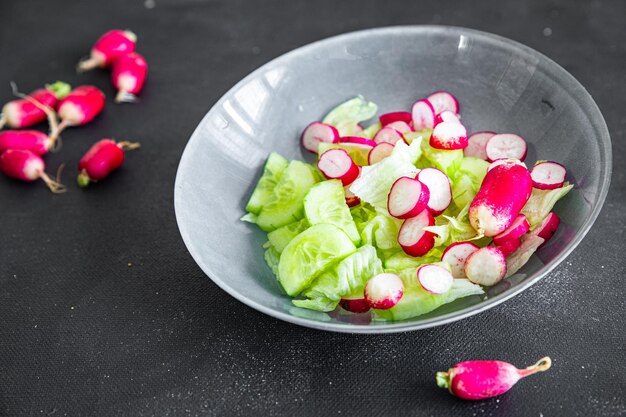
[0,29,147,192]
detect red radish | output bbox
[493,214,530,246]
[0,130,54,155]
[379,111,412,126]
[441,241,479,278]
[339,136,377,147]
[368,142,394,164]
[469,160,532,237]
[531,212,560,248]
[51,86,106,141]
[530,161,566,190]
[434,110,461,126]
[112,52,148,103]
[317,148,360,186]
[77,139,141,187]
[374,126,405,145]
[411,99,436,131]
[0,149,65,193]
[427,91,459,114]
[340,297,370,313]
[495,237,521,257]
[344,187,361,207]
[436,356,552,400]
[464,131,495,160]
[464,246,507,286]
[77,29,137,72]
[398,210,436,257]
[0,82,70,129]
[417,264,453,294]
[364,273,404,309]
[416,168,452,216]
[385,120,413,134]
[429,122,468,150]
[301,122,339,153]
[387,176,430,219]
[487,158,526,172]
[485,133,527,162]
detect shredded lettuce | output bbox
[521,183,573,227]
[419,138,463,178]
[264,246,281,278]
[361,122,382,139]
[383,249,443,272]
[322,96,378,127]
[506,234,545,277]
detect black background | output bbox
[1,0,624,416]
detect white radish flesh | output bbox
[398,210,436,257]
[530,161,566,190]
[487,158,527,172]
[427,91,459,114]
[387,177,430,219]
[374,127,405,145]
[385,120,413,134]
[301,122,339,153]
[364,273,404,309]
[416,167,452,216]
[464,246,507,286]
[434,110,461,125]
[429,122,468,150]
[464,131,495,160]
[417,264,454,294]
[318,148,360,186]
[493,214,530,246]
[368,142,394,165]
[485,134,527,162]
[411,99,436,131]
[441,242,480,278]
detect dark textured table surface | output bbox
[1,0,624,416]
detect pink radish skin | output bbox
[416,167,452,216]
[56,85,106,129]
[429,122,468,150]
[0,83,70,129]
[318,148,360,186]
[0,131,53,155]
[434,110,461,126]
[441,242,479,278]
[77,29,137,72]
[398,210,436,257]
[411,99,436,131]
[339,136,377,147]
[301,122,339,153]
[77,139,141,187]
[464,246,507,286]
[374,127,406,145]
[340,297,370,313]
[493,214,530,246]
[469,160,532,237]
[364,273,404,310]
[531,212,561,248]
[487,158,526,172]
[385,121,413,134]
[437,357,552,400]
[427,91,459,114]
[387,177,430,219]
[495,238,521,257]
[379,111,412,126]
[368,142,394,165]
[531,161,566,190]
[464,131,496,160]
[344,187,361,207]
[417,264,453,294]
[485,134,527,162]
[112,52,148,103]
[0,149,65,193]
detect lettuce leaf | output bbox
[521,183,573,227]
[505,234,545,277]
[264,246,281,277]
[322,96,378,127]
[361,122,382,139]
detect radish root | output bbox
[115,90,138,103]
[10,82,61,149]
[40,172,66,194]
[117,141,141,151]
[519,357,552,377]
[77,57,98,73]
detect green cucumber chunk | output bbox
[267,219,309,254]
[245,152,289,214]
[304,180,360,244]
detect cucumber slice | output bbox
[256,160,318,231]
[245,152,289,214]
[267,218,309,254]
[278,224,356,296]
[304,180,360,244]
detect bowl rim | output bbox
[174,25,612,334]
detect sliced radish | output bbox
[416,167,452,216]
[531,212,560,248]
[417,264,454,294]
[495,238,521,257]
[427,91,459,114]
[344,186,361,207]
[340,297,370,313]
[368,142,395,165]
[530,161,566,190]
[318,148,360,186]
[385,120,413,134]
[398,210,436,257]
[493,214,530,246]
[339,136,377,147]
[441,242,479,278]
[374,127,405,145]
[364,273,404,309]
[379,111,412,126]
[487,158,527,172]
[429,122,468,150]
[485,134,527,162]
[387,177,430,219]
[464,131,496,160]
[434,110,461,126]
[464,246,507,286]
[301,122,339,154]
[411,99,436,131]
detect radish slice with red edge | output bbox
[434,110,461,126]
[430,122,468,150]
[340,297,370,313]
[385,120,413,133]
[495,238,521,257]
[531,212,560,248]
[416,167,452,216]
[339,136,377,147]
[368,142,394,165]
[464,246,507,286]
[398,210,436,257]
[530,161,566,190]
[493,214,530,246]
[374,127,405,145]
[485,134,527,162]
[427,91,459,114]
[487,158,526,172]
[344,187,361,207]
[464,131,496,160]
[417,264,454,294]
[301,122,339,153]
[0,149,65,193]
[364,273,404,309]
[379,111,412,126]
[317,148,360,186]
[441,241,479,278]
[411,99,436,130]
[387,176,430,219]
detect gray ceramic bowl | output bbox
[174,26,611,333]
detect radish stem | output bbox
[10,82,61,148]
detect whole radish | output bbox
[436,357,552,400]
[112,52,148,103]
[77,29,137,72]
[52,86,106,141]
[0,130,54,155]
[0,149,65,193]
[77,139,140,187]
[0,82,70,129]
